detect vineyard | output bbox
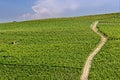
[89,13,120,80]
[0,17,100,80]
[0,13,120,80]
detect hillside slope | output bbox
[90,13,120,80]
[0,16,100,80]
[0,13,119,80]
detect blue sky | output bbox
[0,0,120,22]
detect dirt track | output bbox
[80,21,107,80]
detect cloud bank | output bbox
[20,0,79,20]
[19,0,120,21]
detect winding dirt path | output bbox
[80,21,107,80]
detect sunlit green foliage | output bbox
[90,13,120,80]
[0,13,119,80]
[0,17,100,80]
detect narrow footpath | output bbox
[80,21,107,80]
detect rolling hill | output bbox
[0,13,119,80]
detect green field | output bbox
[0,13,120,80]
[0,17,101,80]
[89,13,120,80]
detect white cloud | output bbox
[18,0,120,21]
[20,0,79,20]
